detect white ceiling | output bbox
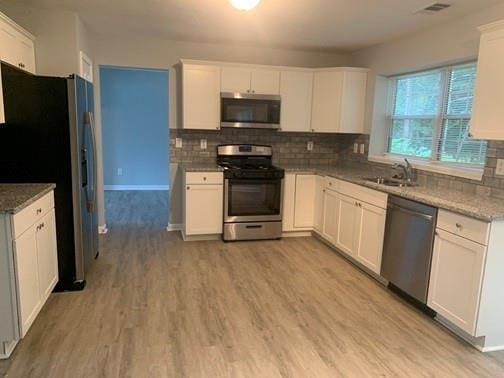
[8,0,504,51]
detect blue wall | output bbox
[100,66,169,188]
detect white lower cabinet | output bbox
[313,175,325,232]
[293,175,316,228]
[321,187,339,244]
[1,190,58,359]
[428,228,486,335]
[335,193,359,256]
[355,202,386,274]
[183,172,223,238]
[282,173,316,232]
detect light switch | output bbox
[496,159,504,176]
[360,144,365,154]
[117,168,123,176]
[353,143,359,153]
[307,141,314,151]
[175,138,183,148]
[200,139,207,150]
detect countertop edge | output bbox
[1,184,56,215]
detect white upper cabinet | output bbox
[221,66,251,93]
[181,63,221,130]
[0,13,36,74]
[311,69,368,133]
[280,70,313,132]
[221,66,280,94]
[471,20,504,140]
[250,69,280,94]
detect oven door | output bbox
[224,178,283,223]
[220,92,281,129]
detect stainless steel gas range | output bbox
[217,144,285,241]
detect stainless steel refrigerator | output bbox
[0,63,98,291]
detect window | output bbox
[389,63,487,166]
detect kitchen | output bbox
[2,0,504,376]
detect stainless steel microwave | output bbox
[220,92,281,130]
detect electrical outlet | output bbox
[360,144,365,154]
[307,141,314,151]
[496,159,504,176]
[353,143,359,153]
[175,138,183,148]
[117,168,123,176]
[200,139,207,150]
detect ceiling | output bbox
[7,0,504,51]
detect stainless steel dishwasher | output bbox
[381,196,438,304]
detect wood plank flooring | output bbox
[2,191,504,377]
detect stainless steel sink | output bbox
[363,176,418,188]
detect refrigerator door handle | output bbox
[84,111,98,213]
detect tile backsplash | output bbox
[170,129,504,199]
[170,128,360,166]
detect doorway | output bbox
[100,66,169,229]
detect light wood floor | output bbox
[2,192,504,377]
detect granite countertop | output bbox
[281,165,504,222]
[0,184,56,214]
[179,163,223,172]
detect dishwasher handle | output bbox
[388,203,434,222]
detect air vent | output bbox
[416,3,452,15]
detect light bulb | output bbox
[229,0,261,11]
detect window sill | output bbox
[368,154,484,181]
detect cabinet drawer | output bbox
[437,210,490,245]
[325,176,340,192]
[185,172,223,185]
[13,191,55,240]
[338,180,387,209]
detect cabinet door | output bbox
[0,22,18,67]
[294,175,316,229]
[340,71,367,134]
[313,176,325,232]
[471,27,504,140]
[322,189,339,244]
[251,69,280,94]
[311,71,343,133]
[36,209,58,302]
[185,184,223,235]
[428,229,486,335]
[13,225,41,337]
[280,70,313,132]
[355,202,386,274]
[282,174,296,232]
[221,67,251,93]
[336,193,359,257]
[182,65,220,130]
[16,35,36,74]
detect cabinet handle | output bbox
[468,132,473,138]
[36,208,42,214]
[203,177,207,181]
[18,62,25,68]
[455,223,463,229]
[216,126,220,130]
[186,186,190,190]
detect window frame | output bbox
[386,61,485,169]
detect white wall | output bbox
[350,2,504,137]
[90,34,349,228]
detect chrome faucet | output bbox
[393,158,413,182]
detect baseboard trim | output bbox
[104,185,169,191]
[98,224,108,234]
[166,223,182,232]
[0,339,18,359]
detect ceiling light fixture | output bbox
[229,0,261,11]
